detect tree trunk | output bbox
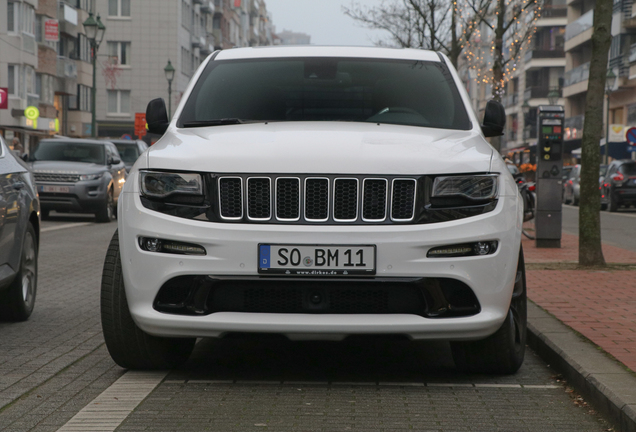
[579,0,612,267]
[449,3,460,68]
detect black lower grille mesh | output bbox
[392,180,416,220]
[305,178,329,220]
[248,178,271,219]
[276,178,300,220]
[334,179,358,220]
[219,178,243,218]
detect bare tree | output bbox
[579,0,613,267]
[343,0,486,68]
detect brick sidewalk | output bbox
[522,224,636,372]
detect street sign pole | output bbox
[627,127,636,161]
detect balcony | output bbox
[200,1,214,14]
[564,62,590,87]
[539,6,567,18]
[524,86,562,100]
[502,93,518,108]
[630,43,636,62]
[524,49,565,62]
[565,10,593,41]
[191,32,206,48]
[55,57,77,96]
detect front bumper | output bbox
[119,191,522,341]
[37,180,108,212]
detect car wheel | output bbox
[0,224,38,321]
[101,231,196,370]
[572,194,579,206]
[41,209,50,219]
[451,247,527,375]
[600,203,608,211]
[96,189,115,223]
[609,194,618,212]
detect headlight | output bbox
[79,172,104,181]
[432,175,498,201]
[140,171,203,198]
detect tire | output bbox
[609,194,618,212]
[0,224,38,321]
[101,231,195,369]
[600,203,608,211]
[95,189,115,223]
[451,248,527,375]
[41,209,50,219]
[572,193,579,206]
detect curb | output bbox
[527,301,636,432]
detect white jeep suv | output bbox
[101,46,526,374]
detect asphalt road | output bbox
[0,213,614,431]
[562,204,636,252]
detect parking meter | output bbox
[535,105,564,248]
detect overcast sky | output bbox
[265,0,390,46]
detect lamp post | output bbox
[83,13,106,138]
[164,60,175,119]
[605,68,617,165]
[547,87,560,106]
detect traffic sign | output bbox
[628,146,636,152]
[0,88,7,110]
[627,127,636,144]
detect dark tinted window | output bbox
[33,142,105,164]
[115,143,140,163]
[620,163,636,175]
[180,57,471,130]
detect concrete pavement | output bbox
[523,223,636,432]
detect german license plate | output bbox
[39,185,70,193]
[258,244,376,276]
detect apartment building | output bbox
[563,0,636,161]
[457,0,567,156]
[93,0,276,139]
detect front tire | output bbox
[451,248,527,374]
[101,231,196,369]
[609,194,619,212]
[95,189,115,223]
[0,224,38,321]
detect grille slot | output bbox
[219,177,243,219]
[276,178,300,221]
[333,179,358,221]
[362,179,388,221]
[305,178,329,221]
[391,179,416,221]
[34,173,80,183]
[247,177,271,220]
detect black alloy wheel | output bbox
[96,189,116,223]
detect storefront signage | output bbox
[0,88,8,110]
[134,113,147,138]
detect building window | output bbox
[75,0,95,11]
[25,66,35,96]
[181,47,191,76]
[107,90,130,114]
[77,34,91,62]
[108,0,130,17]
[7,2,17,33]
[182,1,191,30]
[107,41,130,66]
[70,85,92,111]
[22,3,35,35]
[8,65,18,96]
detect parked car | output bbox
[108,139,148,174]
[101,46,526,374]
[601,159,636,212]
[29,139,126,222]
[0,136,40,321]
[563,164,581,205]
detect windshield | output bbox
[33,141,105,164]
[179,57,471,130]
[114,143,140,164]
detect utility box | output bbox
[535,106,565,248]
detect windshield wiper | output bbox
[182,118,245,128]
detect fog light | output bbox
[427,241,498,258]
[139,237,206,255]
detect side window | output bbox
[608,164,617,175]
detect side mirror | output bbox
[109,156,121,165]
[481,100,506,138]
[21,154,29,162]
[146,98,169,135]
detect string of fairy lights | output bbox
[457,0,542,99]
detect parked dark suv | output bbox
[601,160,636,212]
[0,136,40,321]
[29,139,126,222]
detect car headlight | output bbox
[432,174,499,201]
[79,172,104,181]
[140,171,203,199]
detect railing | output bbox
[565,9,594,41]
[524,49,565,62]
[524,86,562,99]
[502,93,518,108]
[564,62,590,87]
[56,57,77,79]
[201,1,214,13]
[539,6,568,18]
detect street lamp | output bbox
[547,87,560,106]
[164,60,175,119]
[83,13,106,138]
[605,68,618,165]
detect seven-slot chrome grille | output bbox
[217,175,417,224]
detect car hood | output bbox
[30,161,106,174]
[147,122,494,175]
